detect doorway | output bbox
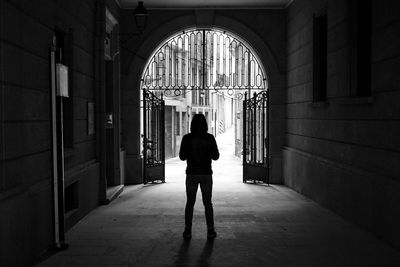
[140,28,268,184]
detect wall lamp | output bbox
[119,1,148,39]
[134,1,148,34]
[119,1,148,47]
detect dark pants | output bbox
[185,174,214,228]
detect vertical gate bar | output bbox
[252,93,255,164]
[147,91,150,180]
[195,32,198,89]
[267,89,270,185]
[210,32,214,88]
[249,96,252,164]
[247,97,250,163]
[242,92,247,182]
[262,92,265,166]
[162,95,165,182]
[158,98,160,163]
[247,49,251,96]
[152,96,156,166]
[228,36,235,88]
[157,97,159,162]
[188,33,192,87]
[153,96,156,165]
[175,40,178,87]
[253,94,257,164]
[217,33,220,87]
[252,92,256,165]
[153,98,155,165]
[158,99,160,162]
[148,93,151,176]
[149,95,152,167]
[155,98,158,164]
[159,100,161,163]
[159,99,161,163]
[153,95,155,162]
[143,89,147,184]
[202,29,205,91]
[169,43,172,87]
[262,92,266,183]
[183,34,186,88]
[148,95,151,166]
[158,100,160,162]
[156,99,159,170]
[154,98,157,163]
[223,34,226,84]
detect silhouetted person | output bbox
[179,114,219,239]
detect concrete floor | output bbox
[35,129,400,266]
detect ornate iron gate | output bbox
[143,89,165,184]
[141,28,265,97]
[243,91,269,184]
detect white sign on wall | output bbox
[56,63,69,97]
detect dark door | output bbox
[243,91,269,184]
[143,89,165,184]
[105,60,122,187]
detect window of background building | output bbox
[182,112,187,134]
[192,89,197,105]
[200,90,205,105]
[175,112,180,136]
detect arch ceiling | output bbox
[118,0,292,9]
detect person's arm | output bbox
[210,135,220,160]
[179,135,188,161]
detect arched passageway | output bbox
[121,13,286,185]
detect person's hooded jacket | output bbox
[179,114,219,174]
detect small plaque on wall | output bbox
[56,63,69,97]
[87,102,95,135]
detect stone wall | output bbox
[284,0,400,248]
[0,0,119,265]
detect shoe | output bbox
[207,228,217,239]
[182,227,192,239]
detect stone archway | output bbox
[121,11,285,184]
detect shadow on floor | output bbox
[173,238,215,267]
